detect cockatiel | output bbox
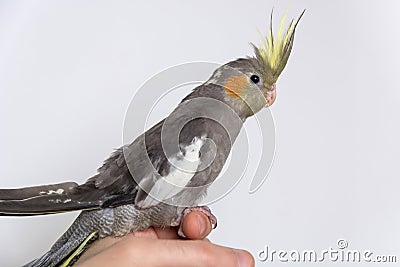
[0,11,304,267]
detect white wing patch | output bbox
[137,136,205,208]
[39,189,65,195]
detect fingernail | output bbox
[234,249,253,267]
[197,213,207,237]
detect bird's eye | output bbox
[250,74,260,84]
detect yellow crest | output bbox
[255,9,305,82]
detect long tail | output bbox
[0,182,104,266]
[0,182,102,215]
[0,179,130,266]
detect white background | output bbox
[1,1,400,266]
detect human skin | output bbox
[75,211,255,267]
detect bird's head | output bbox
[207,10,304,118]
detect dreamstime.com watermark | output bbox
[258,239,397,263]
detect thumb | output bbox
[181,211,213,240]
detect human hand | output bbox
[75,211,254,267]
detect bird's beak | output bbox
[264,83,277,106]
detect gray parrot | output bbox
[0,11,303,267]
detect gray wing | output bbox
[132,93,243,209]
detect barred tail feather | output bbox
[22,212,99,267]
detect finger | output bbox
[76,228,160,265]
[76,237,255,267]
[181,211,212,240]
[133,227,161,239]
[75,234,127,264]
[153,226,179,239]
[157,240,254,267]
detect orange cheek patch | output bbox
[223,75,248,98]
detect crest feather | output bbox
[255,9,305,82]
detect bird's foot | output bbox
[178,206,217,238]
